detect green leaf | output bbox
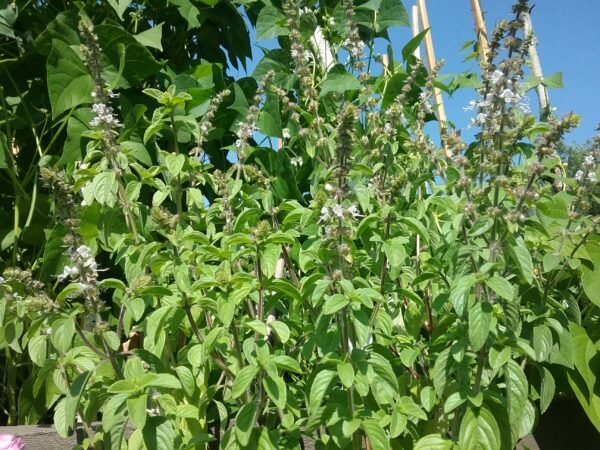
[144,373,182,390]
[0,131,9,169]
[175,366,196,398]
[541,72,563,88]
[582,265,600,307]
[59,108,94,166]
[235,402,257,447]
[263,374,287,409]
[432,347,451,395]
[504,360,528,431]
[166,153,186,177]
[54,397,70,438]
[65,370,92,434]
[92,171,118,206]
[143,416,175,450]
[128,394,148,429]
[450,274,477,316]
[28,335,47,367]
[231,365,260,399]
[51,317,75,353]
[468,302,492,351]
[539,366,556,414]
[308,369,336,414]
[107,0,130,18]
[414,434,454,450]
[532,324,552,361]
[420,386,436,412]
[509,238,534,283]
[320,66,361,97]
[369,352,399,392]
[402,28,429,61]
[382,237,407,269]
[134,24,163,51]
[99,278,127,291]
[459,406,501,450]
[337,362,355,388]
[567,323,600,432]
[444,391,467,414]
[485,276,513,301]
[322,294,349,315]
[362,419,390,450]
[269,320,290,343]
[376,0,409,29]
[0,1,17,38]
[256,6,288,41]
[272,355,302,374]
[397,396,427,420]
[47,39,93,118]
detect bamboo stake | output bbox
[522,11,550,121]
[411,5,423,267]
[470,0,489,62]
[411,5,421,59]
[416,0,450,157]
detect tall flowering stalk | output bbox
[78,20,139,242]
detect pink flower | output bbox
[0,434,25,450]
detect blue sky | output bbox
[233,0,599,144]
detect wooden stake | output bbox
[411,5,421,59]
[522,11,550,121]
[416,0,450,157]
[470,0,489,63]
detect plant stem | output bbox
[170,110,183,218]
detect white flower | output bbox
[383,122,393,134]
[291,49,299,58]
[489,69,503,85]
[0,276,4,284]
[347,204,362,219]
[282,128,290,139]
[291,156,303,167]
[76,245,93,259]
[588,172,598,183]
[332,204,344,218]
[575,170,584,181]
[324,183,335,192]
[319,207,331,223]
[463,100,479,112]
[499,88,522,105]
[584,154,595,167]
[328,16,335,26]
[58,265,79,282]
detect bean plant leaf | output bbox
[256,6,288,41]
[47,39,94,118]
[134,24,164,51]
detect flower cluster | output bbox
[340,0,365,70]
[319,204,362,223]
[283,0,318,112]
[234,71,274,164]
[465,66,531,129]
[58,244,103,311]
[190,89,231,186]
[574,153,598,184]
[90,102,121,128]
[0,268,58,312]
